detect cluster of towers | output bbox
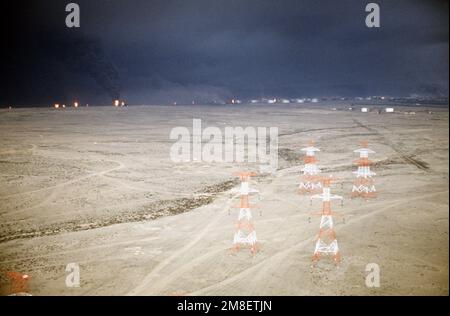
[296,141,343,263]
[230,141,377,266]
[298,140,377,200]
[299,140,377,264]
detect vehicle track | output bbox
[352,119,430,172]
[278,126,359,137]
[126,196,236,295]
[0,159,125,200]
[188,190,447,295]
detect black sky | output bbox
[1,0,448,106]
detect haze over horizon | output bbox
[1,0,448,106]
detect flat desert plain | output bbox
[0,104,448,295]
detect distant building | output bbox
[226,98,242,104]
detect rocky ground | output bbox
[0,104,448,295]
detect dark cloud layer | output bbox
[1,0,448,105]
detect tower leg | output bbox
[333,252,341,265]
[230,243,240,254]
[250,242,260,254]
[312,252,320,264]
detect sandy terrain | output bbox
[0,104,448,295]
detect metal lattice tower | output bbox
[6,271,31,295]
[232,172,259,254]
[351,141,377,199]
[311,177,343,264]
[299,140,323,194]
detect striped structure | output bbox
[232,172,259,254]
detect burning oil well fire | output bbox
[70,38,122,103]
[53,98,127,109]
[50,35,122,109]
[113,99,127,107]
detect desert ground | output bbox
[0,103,448,295]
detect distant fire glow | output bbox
[113,99,126,107]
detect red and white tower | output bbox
[299,140,322,194]
[6,271,31,295]
[311,177,343,265]
[232,172,259,254]
[351,141,376,199]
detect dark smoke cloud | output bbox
[0,32,122,105]
[65,38,121,100]
[0,1,121,106]
[1,0,448,105]
[123,75,233,104]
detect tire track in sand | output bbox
[128,167,298,295]
[126,195,235,296]
[352,119,430,172]
[0,159,125,201]
[186,190,447,295]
